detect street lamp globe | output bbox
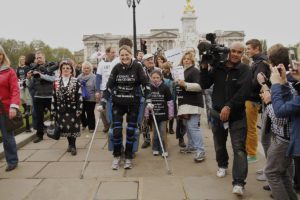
[127,0,132,7]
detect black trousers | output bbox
[211,118,248,186]
[112,104,139,159]
[34,97,51,138]
[294,156,300,190]
[24,105,31,130]
[176,119,186,139]
[169,118,174,131]
[67,137,76,148]
[81,101,96,130]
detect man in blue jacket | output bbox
[270,46,300,199]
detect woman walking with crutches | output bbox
[98,45,152,170]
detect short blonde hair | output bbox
[81,61,93,73]
[0,45,11,67]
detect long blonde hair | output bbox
[0,45,11,67]
[179,51,195,66]
[18,55,26,67]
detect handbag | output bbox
[46,121,61,140]
[0,100,23,132]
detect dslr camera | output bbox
[198,33,229,65]
[29,62,58,78]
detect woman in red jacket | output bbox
[0,45,20,171]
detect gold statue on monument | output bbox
[184,0,195,14]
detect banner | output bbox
[164,48,182,66]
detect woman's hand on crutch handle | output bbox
[97,106,104,112]
[146,103,154,111]
[97,101,106,112]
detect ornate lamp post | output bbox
[94,42,99,65]
[94,42,100,73]
[127,0,141,56]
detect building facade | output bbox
[82,0,245,65]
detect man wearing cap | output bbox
[140,54,162,148]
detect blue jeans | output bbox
[152,120,167,153]
[211,117,248,186]
[0,115,18,166]
[183,114,205,154]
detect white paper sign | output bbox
[172,66,185,82]
[90,51,105,60]
[164,48,182,66]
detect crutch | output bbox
[80,115,101,179]
[151,111,172,175]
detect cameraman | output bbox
[31,51,56,143]
[200,42,251,196]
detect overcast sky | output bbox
[1,0,299,52]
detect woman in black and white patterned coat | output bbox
[51,60,82,155]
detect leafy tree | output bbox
[0,39,74,68]
[52,47,75,61]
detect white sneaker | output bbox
[111,157,120,170]
[256,168,263,175]
[232,185,244,196]
[194,151,205,162]
[216,168,226,178]
[153,151,159,156]
[124,159,133,169]
[162,152,168,157]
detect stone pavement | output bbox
[1,117,299,200]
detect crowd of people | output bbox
[0,37,300,199]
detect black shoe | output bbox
[169,129,175,134]
[263,185,271,191]
[141,141,150,149]
[179,138,186,148]
[294,186,300,194]
[71,147,77,156]
[5,164,18,172]
[33,137,43,143]
[103,127,109,133]
[67,146,72,152]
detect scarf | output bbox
[80,73,92,100]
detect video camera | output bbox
[29,62,58,78]
[197,33,229,65]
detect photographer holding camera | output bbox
[30,51,56,143]
[200,41,251,196]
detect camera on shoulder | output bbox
[29,62,58,78]
[197,33,229,66]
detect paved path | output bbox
[0,116,298,200]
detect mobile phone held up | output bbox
[289,49,298,71]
